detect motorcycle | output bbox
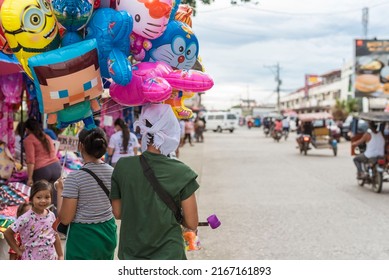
[272,129,283,142]
[297,134,311,155]
[263,126,270,137]
[296,113,338,156]
[357,154,386,193]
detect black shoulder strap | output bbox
[80,167,110,198]
[139,155,182,223]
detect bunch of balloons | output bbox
[0,0,214,129]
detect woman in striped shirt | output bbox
[56,128,117,260]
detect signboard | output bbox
[304,74,320,98]
[58,135,79,152]
[355,39,389,98]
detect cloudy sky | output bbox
[191,0,389,110]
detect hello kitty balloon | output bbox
[116,0,174,61]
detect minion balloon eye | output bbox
[38,0,51,13]
[24,8,44,31]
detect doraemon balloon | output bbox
[116,0,173,61]
[144,20,198,70]
[0,0,61,78]
[169,0,181,22]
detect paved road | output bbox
[179,127,389,260]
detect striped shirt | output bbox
[62,162,114,224]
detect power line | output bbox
[197,0,389,17]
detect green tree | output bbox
[332,99,347,121]
[182,0,253,15]
[332,98,359,121]
[345,98,359,114]
[181,0,214,16]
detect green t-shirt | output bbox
[111,151,199,260]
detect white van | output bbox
[205,112,238,133]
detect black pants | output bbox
[184,133,192,144]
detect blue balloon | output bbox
[61,32,83,47]
[86,8,133,85]
[51,0,94,31]
[169,0,181,22]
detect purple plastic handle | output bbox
[207,214,221,229]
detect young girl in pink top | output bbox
[4,180,63,260]
[8,202,31,260]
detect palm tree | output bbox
[332,99,347,121]
[345,98,359,114]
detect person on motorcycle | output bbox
[272,118,282,138]
[352,121,385,179]
[301,121,313,136]
[282,117,290,135]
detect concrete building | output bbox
[280,61,387,114]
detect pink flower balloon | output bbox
[0,72,23,104]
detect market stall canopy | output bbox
[0,52,22,76]
[298,112,333,122]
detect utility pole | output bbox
[275,62,281,113]
[362,7,368,39]
[264,63,282,113]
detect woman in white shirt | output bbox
[108,118,140,166]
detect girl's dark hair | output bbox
[78,127,108,159]
[16,202,31,218]
[30,180,53,201]
[24,119,51,153]
[114,118,130,152]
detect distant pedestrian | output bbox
[107,118,140,167]
[194,117,205,143]
[179,119,185,147]
[4,180,63,260]
[183,119,195,146]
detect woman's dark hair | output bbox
[16,202,31,218]
[30,180,52,201]
[24,119,51,153]
[78,127,108,159]
[15,122,25,137]
[114,118,130,152]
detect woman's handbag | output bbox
[139,155,183,224]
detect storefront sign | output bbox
[355,39,389,98]
[58,135,79,152]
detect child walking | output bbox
[8,203,31,260]
[4,180,63,260]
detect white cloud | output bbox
[191,0,389,110]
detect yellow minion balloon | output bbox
[0,0,61,78]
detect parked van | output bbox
[205,112,238,133]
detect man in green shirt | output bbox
[111,104,199,260]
